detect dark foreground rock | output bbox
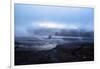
[15,42,94,65]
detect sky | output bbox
[14,3,94,36]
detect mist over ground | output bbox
[14,4,94,65]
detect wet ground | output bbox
[15,41,94,65]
